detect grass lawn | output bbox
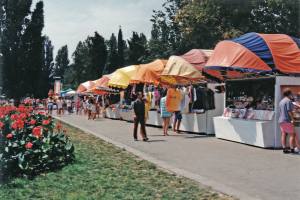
[0,122,233,200]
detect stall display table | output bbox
[119,109,133,122]
[213,116,275,148]
[105,108,121,119]
[180,113,207,133]
[146,110,163,127]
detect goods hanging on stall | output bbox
[205,32,300,148]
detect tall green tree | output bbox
[1,0,32,98]
[54,45,69,78]
[42,36,54,94]
[69,41,90,87]
[106,33,118,73]
[127,32,147,64]
[63,32,108,89]
[86,32,107,79]
[117,27,126,67]
[25,1,45,97]
[145,0,185,62]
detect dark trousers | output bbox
[133,117,147,139]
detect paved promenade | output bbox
[55,114,300,200]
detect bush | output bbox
[0,105,75,179]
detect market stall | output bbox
[127,60,167,126]
[108,66,140,120]
[159,54,224,134]
[206,32,300,148]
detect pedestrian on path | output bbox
[279,88,297,154]
[57,97,63,116]
[133,92,148,141]
[67,99,72,114]
[160,94,172,136]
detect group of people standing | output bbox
[47,97,73,116]
[132,87,184,142]
[76,97,104,120]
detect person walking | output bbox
[160,94,172,136]
[67,99,72,114]
[56,97,63,116]
[279,89,297,154]
[76,98,82,115]
[47,97,54,115]
[133,92,148,141]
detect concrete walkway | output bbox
[55,114,300,200]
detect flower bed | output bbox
[0,105,75,179]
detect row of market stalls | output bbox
[76,32,300,149]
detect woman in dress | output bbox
[160,93,172,136]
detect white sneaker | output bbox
[294,147,300,154]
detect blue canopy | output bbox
[232,32,275,68]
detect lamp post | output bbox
[53,76,62,97]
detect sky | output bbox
[33,0,164,56]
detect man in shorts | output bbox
[279,89,297,154]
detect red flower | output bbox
[56,122,62,130]
[25,142,33,149]
[10,114,18,120]
[38,111,45,115]
[19,113,27,119]
[32,126,42,138]
[6,133,13,139]
[11,122,18,130]
[17,120,24,129]
[30,119,36,125]
[42,120,50,126]
[0,121,4,129]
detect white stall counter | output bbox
[105,108,121,119]
[119,109,133,122]
[146,110,163,127]
[213,116,276,148]
[180,113,207,133]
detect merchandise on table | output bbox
[223,77,275,121]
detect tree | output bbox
[86,32,107,79]
[105,33,118,73]
[117,27,126,67]
[145,0,185,62]
[127,32,147,64]
[25,1,45,97]
[1,0,32,98]
[42,36,54,94]
[54,45,69,78]
[250,0,300,37]
[68,41,91,87]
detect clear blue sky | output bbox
[33,0,164,56]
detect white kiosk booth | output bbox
[214,76,300,148]
[180,84,224,134]
[146,83,225,134]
